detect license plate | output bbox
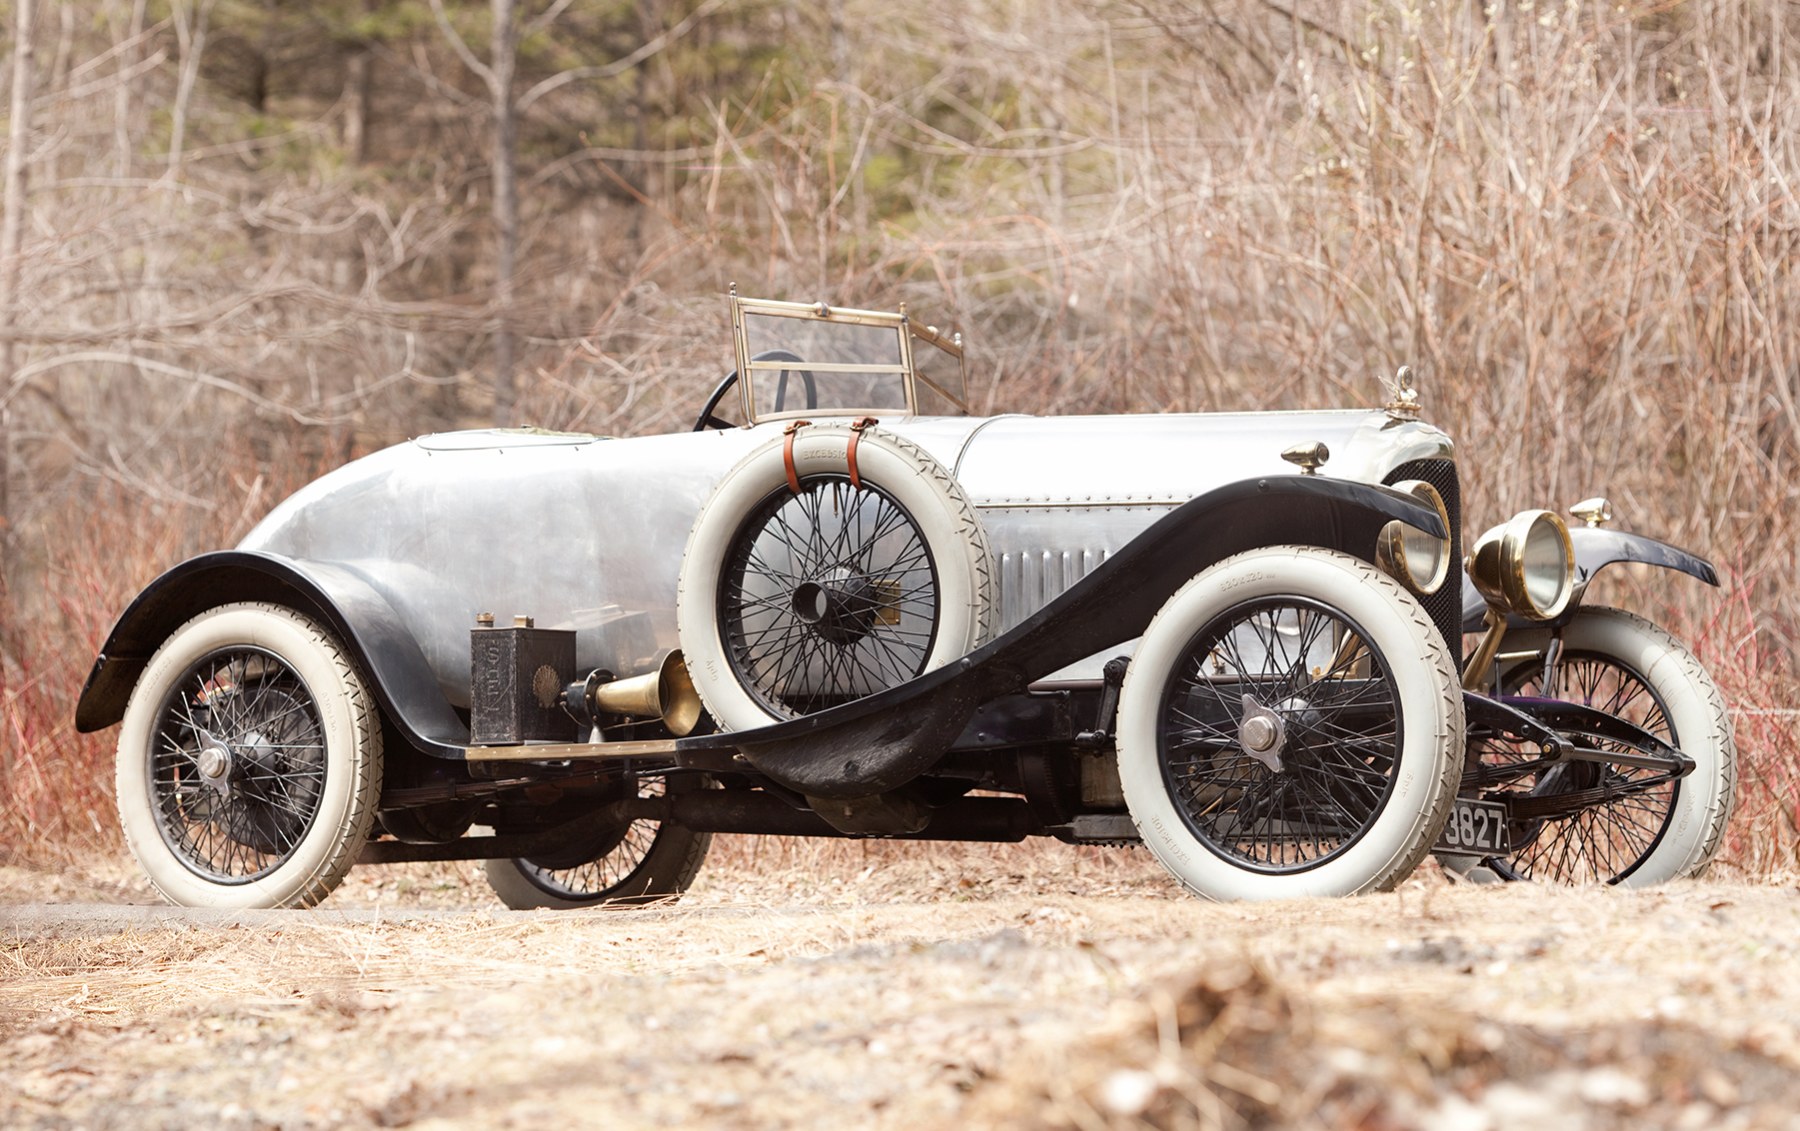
[1434,797,1510,854]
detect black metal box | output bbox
[470,617,577,745]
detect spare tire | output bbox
[677,422,995,732]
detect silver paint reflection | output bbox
[238,410,1452,699]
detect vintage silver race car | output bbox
[74,293,1737,908]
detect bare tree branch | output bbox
[516,0,727,112]
[524,0,576,37]
[429,0,498,93]
[163,0,213,175]
[0,0,37,583]
[41,46,164,107]
[3,351,331,423]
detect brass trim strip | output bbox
[977,499,1185,510]
[746,361,908,374]
[735,295,909,326]
[465,738,681,763]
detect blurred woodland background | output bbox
[2,0,1798,871]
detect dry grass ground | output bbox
[4,846,1800,1130]
[4,5,1800,1125]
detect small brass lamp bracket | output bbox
[1569,497,1614,528]
[1280,441,1331,475]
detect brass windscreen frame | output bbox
[728,291,969,424]
[907,319,970,413]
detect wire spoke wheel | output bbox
[1465,607,1735,887]
[118,602,381,909]
[485,776,713,909]
[1119,547,1460,901]
[1489,651,1679,884]
[147,646,330,883]
[720,475,940,718]
[1159,596,1403,873]
[680,422,993,733]
[515,778,669,895]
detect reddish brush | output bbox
[1,456,326,866]
[1686,571,1800,877]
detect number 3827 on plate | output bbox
[1435,797,1510,854]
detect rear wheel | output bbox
[1483,607,1735,885]
[484,776,712,910]
[1116,546,1463,900]
[115,603,382,909]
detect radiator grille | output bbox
[1384,458,1463,657]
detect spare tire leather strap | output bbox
[847,417,880,491]
[782,420,812,494]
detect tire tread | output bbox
[115,601,382,909]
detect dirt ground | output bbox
[3,844,1799,1130]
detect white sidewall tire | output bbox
[115,602,382,909]
[677,423,995,731]
[1117,546,1464,901]
[1500,607,1737,886]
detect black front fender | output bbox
[1571,526,1717,591]
[74,551,468,756]
[1459,527,1719,632]
[682,473,1446,798]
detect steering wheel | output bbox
[692,350,814,431]
[693,372,741,432]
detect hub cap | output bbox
[195,734,233,786]
[1237,694,1287,772]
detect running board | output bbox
[463,738,681,763]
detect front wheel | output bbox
[1482,606,1736,885]
[1116,546,1464,901]
[115,602,382,908]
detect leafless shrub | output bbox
[2,0,1795,874]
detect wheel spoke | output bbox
[1490,647,1679,883]
[1157,596,1403,874]
[722,476,941,718]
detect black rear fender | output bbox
[74,551,468,756]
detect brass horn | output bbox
[566,651,704,737]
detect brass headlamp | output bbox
[1461,510,1576,690]
[1467,509,1576,622]
[1376,480,1452,597]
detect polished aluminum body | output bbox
[239,408,1453,701]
